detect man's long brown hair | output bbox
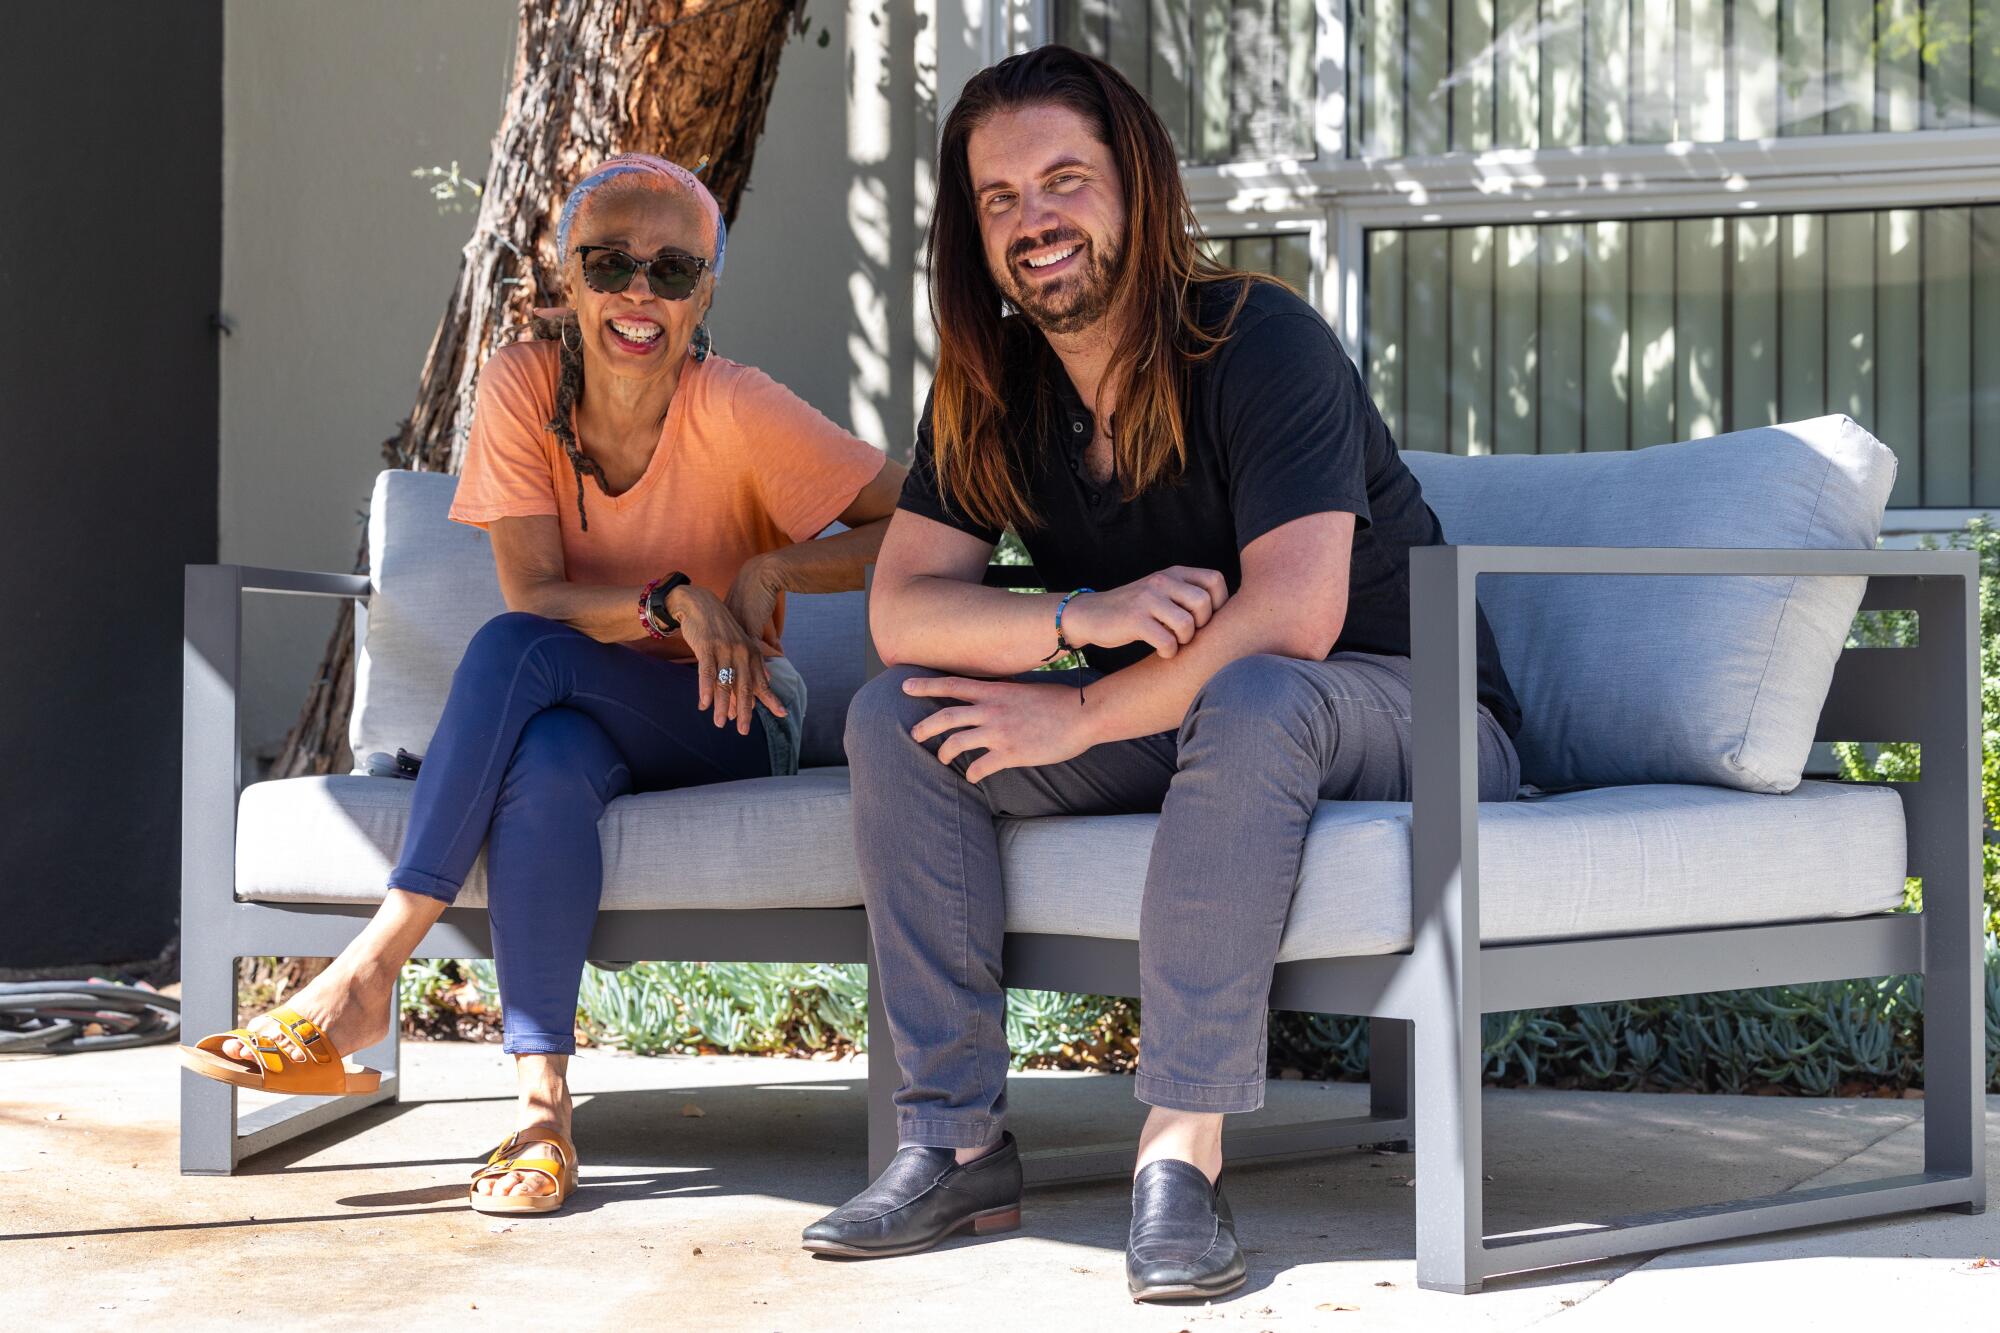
[929,44,1274,533]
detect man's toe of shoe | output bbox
[1126,1248,1248,1301]
[800,1215,857,1245]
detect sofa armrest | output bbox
[1406,541,1984,1194]
[182,564,373,920]
[227,566,373,599]
[1404,540,1980,972]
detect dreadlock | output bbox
[526,313,609,531]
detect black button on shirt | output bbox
[899,279,1523,739]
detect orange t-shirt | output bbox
[449,339,885,662]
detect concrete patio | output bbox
[5,1041,1996,1330]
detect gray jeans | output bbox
[845,651,1521,1149]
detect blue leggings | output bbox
[389,612,770,1055]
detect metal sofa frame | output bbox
[180,545,1985,1291]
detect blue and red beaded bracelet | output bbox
[1041,587,1094,706]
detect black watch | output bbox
[647,572,693,632]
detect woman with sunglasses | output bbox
[180,154,905,1213]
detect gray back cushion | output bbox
[348,469,867,773]
[779,587,869,767]
[1402,416,1896,794]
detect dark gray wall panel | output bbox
[0,3,222,967]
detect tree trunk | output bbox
[272,0,804,779]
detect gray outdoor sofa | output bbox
[181,414,1986,1292]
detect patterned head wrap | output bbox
[554,152,726,281]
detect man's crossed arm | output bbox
[868,508,1355,782]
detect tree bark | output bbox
[273,0,804,779]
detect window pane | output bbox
[1208,231,1317,291]
[1346,0,2000,156]
[1049,0,1317,164]
[1363,205,2000,508]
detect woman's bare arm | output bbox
[487,513,785,730]
[487,515,653,640]
[725,459,908,643]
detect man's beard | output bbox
[998,230,1121,336]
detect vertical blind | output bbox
[1055,1,2000,161]
[1051,0,1318,163]
[1348,0,2000,156]
[1363,207,2000,506]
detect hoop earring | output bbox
[560,319,582,354]
[690,322,712,363]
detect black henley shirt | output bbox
[898,278,1523,740]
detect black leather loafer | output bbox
[1126,1159,1248,1302]
[802,1133,1022,1258]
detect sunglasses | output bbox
[574,245,710,301]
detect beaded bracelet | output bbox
[1041,587,1094,663]
[639,577,669,641]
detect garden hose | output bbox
[0,980,181,1054]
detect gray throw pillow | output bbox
[1401,416,1897,794]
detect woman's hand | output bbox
[1060,567,1230,660]
[724,554,783,654]
[668,584,787,733]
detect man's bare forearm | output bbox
[1073,584,1339,746]
[874,573,1067,675]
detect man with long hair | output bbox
[802,46,1523,1299]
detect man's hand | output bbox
[905,676,1097,783]
[1061,567,1229,660]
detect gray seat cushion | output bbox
[238,770,1905,957]
[349,469,868,772]
[1001,779,1906,960]
[1402,416,1896,795]
[238,768,863,912]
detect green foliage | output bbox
[398,958,465,1027]
[1004,989,1139,1070]
[400,958,1139,1070]
[993,530,1033,567]
[404,948,2000,1094]
[1834,517,2000,935]
[1874,3,2000,74]
[573,961,868,1057]
[410,161,483,213]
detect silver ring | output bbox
[716,666,737,687]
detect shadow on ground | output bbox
[4,1042,1992,1329]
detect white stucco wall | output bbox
[220,0,516,762]
[221,2,929,765]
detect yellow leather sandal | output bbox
[177,1007,383,1096]
[469,1126,579,1215]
